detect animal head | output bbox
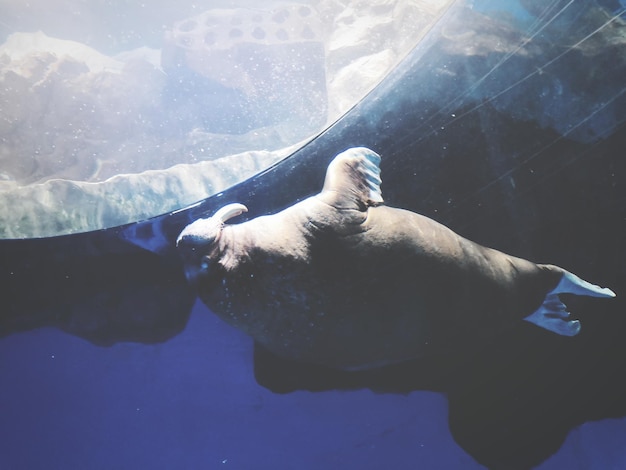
[176,203,247,283]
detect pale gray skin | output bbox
[176,148,581,370]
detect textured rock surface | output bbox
[323,0,450,118]
[0,149,287,239]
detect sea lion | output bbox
[177,147,615,370]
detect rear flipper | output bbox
[523,270,616,336]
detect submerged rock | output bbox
[0,148,287,239]
[0,31,165,184]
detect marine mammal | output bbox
[177,147,615,370]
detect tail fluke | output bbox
[553,271,616,298]
[523,270,616,336]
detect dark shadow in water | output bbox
[255,295,626,470]
[0,237,195,346]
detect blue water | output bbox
[2,301,626,469]
[0,302,477,469]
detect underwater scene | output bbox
[0,0,625,468]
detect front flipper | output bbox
[320,147,384,210]
[523,270,616,336]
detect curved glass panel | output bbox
[0,0,452,238]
